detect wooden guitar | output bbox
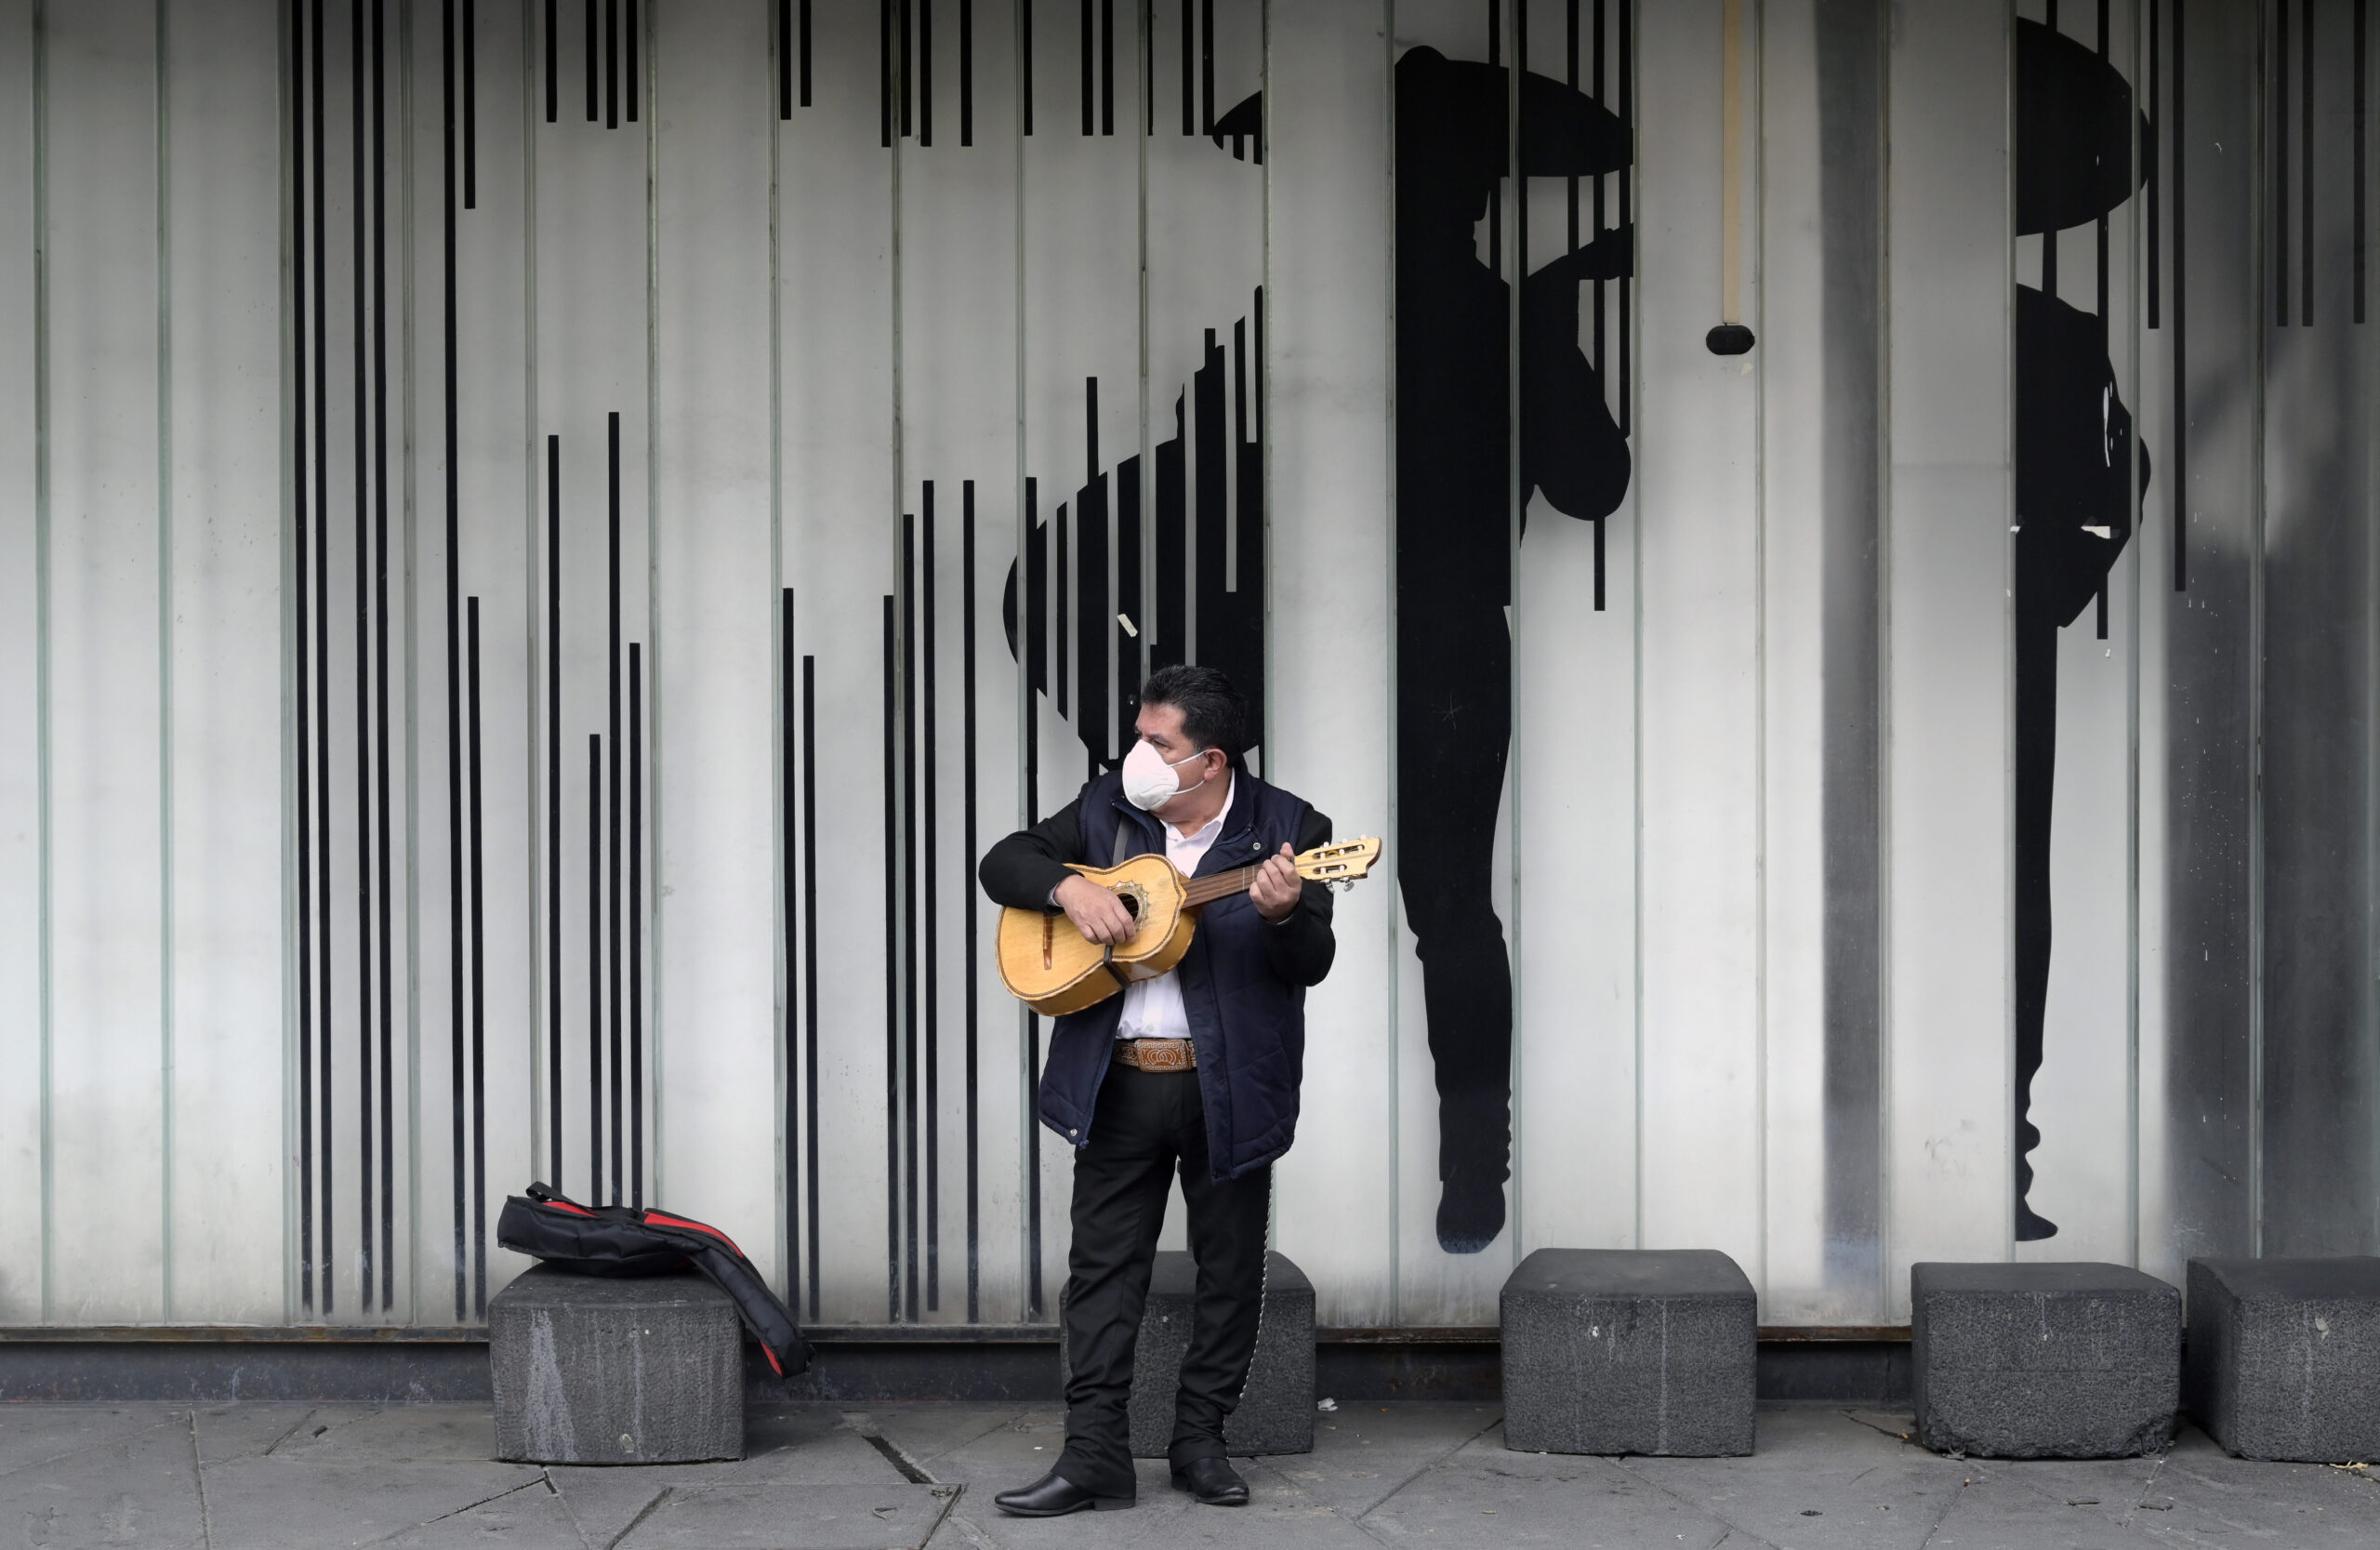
[995,837,1383,1016]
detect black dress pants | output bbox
[1055,1062,1272,1498]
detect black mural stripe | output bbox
[1156,394,1185,667]
[589,735,604,1207]
[445,0,468,1324]
[1078,471,1108,763]
[548,435,563,1184]
[922,493,941,1315]
[2095,0,2109,639]
[782,590,799,1296]
[1056,505,1070,716]
[2279,0,2291,326]
[2302,0,2313,327]
[903,0,916,139]
[1025,476,1043,815]
[1023,0,1035,135]
[921,0,933,146]
[959,0,972,144]
[1179,0,1192,134]
[377,0,400,1312]
[1194,331,1225,650]
[1566,0,1579,251]
[546,0,557,124]
[1593,507,1606,611]
[608,412,624,1206]
[1079,0,1092,136]
[2342,0,2360,324]
[1100,0,1114,136]
[1117,453,1141,728]
[2149,0,2160,326]
[2173,0,2187,591]
[778,0,791,118]
[293,0,317,1317]
[881,0,892,147]
[606,0,618,130]
[880,595,901,1319]
[584,0,597,122]
[626,0,639,125]
[464,0,477,207]
[960,483,980,1324]
[1199,0,1211,135]
[1618,0,1632,435]
[1143,0,1152,134]
[1593,0,1606,443]
[469,599,488,1317]
[628,642,644,1208]
[802,0,813,109]
[352,0,377,1317]
[311,0,332,1318]
[801,652,822,1319]
[903,517,922,1322]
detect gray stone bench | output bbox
[490,1265,744,1464]
[1060,1249,1316,1458]
[1501,1249,1756,1456]
[2186,1256,2380,1463]
[1911,1262,2178,1458]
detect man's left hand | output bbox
[1250,843,1302,923]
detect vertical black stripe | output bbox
[881,0,893,146]
[1180,0,1193,134]
[959,0,972,144]
[464,0,477,208]
[1567,0,1580,253]
[801,653,821,1319]
[2303,0,2315,326]
[546,0,557,123]
[922,497,942,1316]
[959,483,980,1324]
[588,735,604,1205]
[585,0,598,122]
[921,0,933,146]
[1080,0,1093,135]
[548,435,563,1184]
[1025,1013,1043,1318]
[1117,455,1141,722]
[625,0,638,125]
[782,590,798,1295]
[311,0,332,1318]
[607,412,624,1205]
[2095,0,2110,640]
[2149,0,2161,326]
[1156,393,1186,667]
[293,0,317,1317]
[778,0,791,118]
[1593,0,1606,612]
[1056,505,1070,715]
[902,519,921,1322]
[1081,378,1106,759]
[1101,0,1114,136]
[628,642,644,1209]
[801,0,813,108]
[605,0,618,129]
[1617,0,1632,434]
[468,598,488,1318]
[2173,0,2188,590]
[375,0,398,1312]
[1199,0,1211,134]
[1025,477,1044,811]
[903,0,915,138]
[880,595,901,1319]
[2359,0,2368,324]
[352,0,377,1317]
[1143,0,1152,135]
[1023,0,1035,135]
[2279,0,2292,325]
[444,0,468,1324]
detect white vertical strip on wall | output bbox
[1884,0,2016,1317]
[1632,0,1765,1275]
[778,0,896,1321]
[1752,0,1836,1319]
[652,0,779,1286]
[1264,0,1398,1329]
[0,0,46,1325]
[165,0,287,1323]
[1511,0,1643,1270]
[897,0,1028,1323]
[43,0,167,1323]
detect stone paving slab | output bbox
[1,1398,2376,1548]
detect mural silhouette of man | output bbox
[1395,47,1631,1252]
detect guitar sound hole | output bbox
[1115,892,1141,921]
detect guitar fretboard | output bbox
[1181,866,1263,908]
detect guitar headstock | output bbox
[1294,836,1383,892]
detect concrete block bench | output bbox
[1501,1249,1756,1456]
[2186,1256,2380,1462]
[490,1265,744,1464]
[1061,1249,1315,1458]
[1911,1262,2178,1458]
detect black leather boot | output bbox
[1170,1457,1250,1506]
[992,1469,1134,1517]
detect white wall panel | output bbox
[0,0,46,1324]
[778,0,897,1322]
[654,0,780,1289]
[1265,0,1397,1328]
[1884,0,2016,1317]
[165,0,286,1323]
[45,0,166,1323]
[1632,0,1765,1278]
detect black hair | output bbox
[1137,664,1250,766]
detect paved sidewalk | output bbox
[1,1398,2373,1548]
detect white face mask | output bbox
[1121,738,1214,812]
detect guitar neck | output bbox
[1180,866,1263,909]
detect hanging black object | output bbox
[497,1182,811,1377]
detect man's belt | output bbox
[1113,1038,1196,1072]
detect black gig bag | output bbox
[496,1182,810,1376]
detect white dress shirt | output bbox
[1116,775,1235,1041]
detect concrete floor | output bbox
[0,1399,2372,1548]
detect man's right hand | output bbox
[1055,874,1139,947]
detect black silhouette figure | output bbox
[2012,19,2149,1241]
[1395,46,1631,1253]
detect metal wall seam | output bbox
[32,0,54,1325]
[154,0,177,1323]
[768,0,788,1310]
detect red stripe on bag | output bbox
[643,1211,746,1257]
